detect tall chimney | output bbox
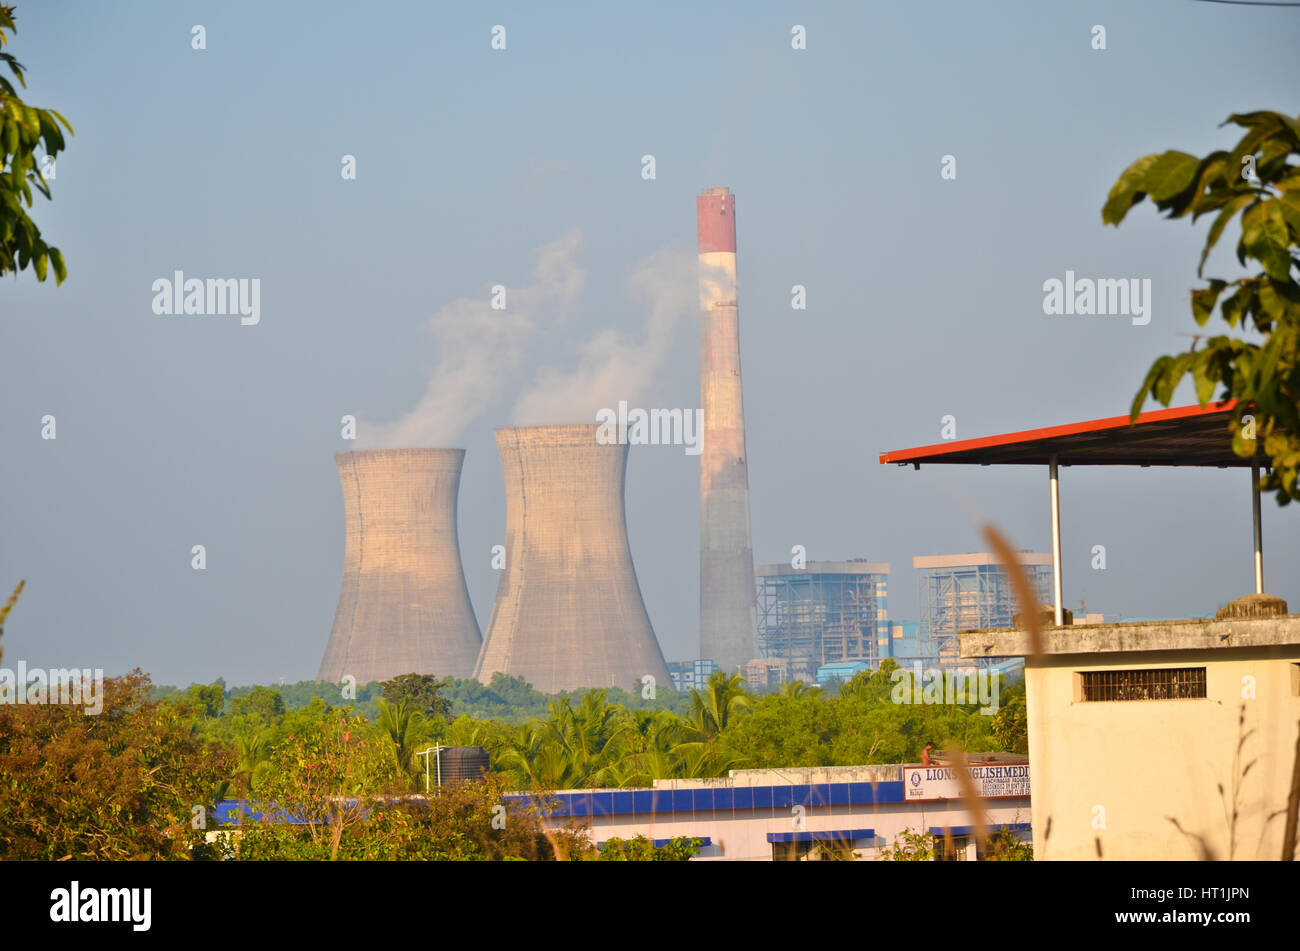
[475,424,671,695]
[318,449,482,684]
[697,186,758,671]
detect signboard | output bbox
[902,764,1030,802]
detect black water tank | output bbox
[435,746,490,785]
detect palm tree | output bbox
[781,680,813,700]
[687,671,751,739]
[666,672,753,778]
[599,708,684,787]
[375,698,426,788]
[498,692,635,790]
[234,729,271,796]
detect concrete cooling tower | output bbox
[317,449,482,685]
[475,424,672,695]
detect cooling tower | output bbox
[697,186,759,672]
[317,449,482,685]
[475,424,672,695]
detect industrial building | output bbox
[515,762,1031,861]
[742,657,789,691]
[888,400,1298,860]
[697,187,759,672]
[317,449,482,685]
[964,611,1299,859]
[914,553,1052,666]
[755,560,890,677]
[666,658,717,693]
[474,424,672,695]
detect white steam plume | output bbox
[363,230,586,447]
[510,246,696,426]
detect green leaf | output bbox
[1191,352,1217,405]
[1255,333,1283,394]
[1155,352,1194,405]
[1103,154,1159,226]
[1258,280,1288,326]
[1159,151,1228,218]
[32,248,46,281]
[46,108,73,135]
[1276,189,1300,240]
[1143,151,1201,202]
[49,246,65,284]
[1220,284,1254,328]
[1247,233,1294,282]
[1191,279,1228,326]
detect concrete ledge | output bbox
[959,614,1300,659]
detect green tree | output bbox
[983,824,1033,861]
[184,681,226,719]
[233,729,272,797]
[241,706,400,860]
[1106,111,1300,503]
[0,670,231,859]
[598,835,702,861]
[881,828,936,861]
[380,673,453,721]
[0,6,72,284]
[607,708,687,787]
[497,692,628,789]
[719,692,832,768]
[227,685,286,721]
[374,697,431,789]
[685,670,752,739]
[993,688,1028,755]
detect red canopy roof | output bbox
[879,400,1266,468]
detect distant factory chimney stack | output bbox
[697,186,759,671]
[318,449,482,685]
[475,424,671,695]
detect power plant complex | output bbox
[318,188,768,691]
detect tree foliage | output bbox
[0,6,72,284]
[380,673,452,721]
[880,828,936,861]
[598,835,702,861]
[1106,110,1300,503]
[0,670,231,859]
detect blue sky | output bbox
[3,1,1298,685]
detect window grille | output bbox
[1079,667,1206,702]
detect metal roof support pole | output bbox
[1252,464,1263,595]
[1049,455,1063,627]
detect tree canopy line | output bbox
[155,660,1028,792]
[0,662,1027,860]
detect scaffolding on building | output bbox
[914,553,1052,665]
[754,561,889,676]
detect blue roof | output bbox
[767,828,875,844]
[928,822,1032,836]
[503,780,912,818]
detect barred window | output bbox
[1079,667,1206,702]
